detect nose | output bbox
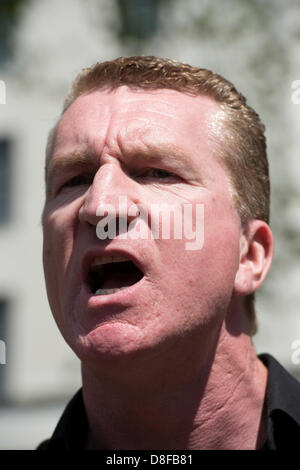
[78,162,140,229]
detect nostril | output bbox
[78,193,101,227]
[79,187,142,232]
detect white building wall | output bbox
[0,0,299,409]
[0,0,122,402]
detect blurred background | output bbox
[0,0,299,449]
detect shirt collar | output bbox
[45,353,300,450]
[259,353,300,449]
[48,387,87,450]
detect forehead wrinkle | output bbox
[104,103,179,157]
[113,106,179,123]
[116,131,197,174]
[111,114,200,174]
[108,86,191,113]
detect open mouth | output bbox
[87,255,144,296]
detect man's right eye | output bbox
[62,174,92,189]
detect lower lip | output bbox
[82,275,147,309]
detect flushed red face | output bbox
[42,87,243,373]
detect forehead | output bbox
[53,86,221,157]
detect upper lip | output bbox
[81,248,146,284]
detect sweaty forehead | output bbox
[53,86,220,158]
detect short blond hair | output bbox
[47,56,270,334]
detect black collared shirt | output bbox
[37,354,300,450]
[259,353,300,449]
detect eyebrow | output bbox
[46,143,196,190]
[124,142,197,175]
[46,150,97,186]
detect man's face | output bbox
[42,87,243,375]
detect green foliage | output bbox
[0,0,25,22]
[115,0,170,42]
[0,0,27,65]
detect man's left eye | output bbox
[152,169,173,178]
[141,168,176,179]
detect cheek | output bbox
[42,208,80,335]
[202,238,239,302]
[42,226,61,327]
[155,200,241,307]
[42,206,78,295]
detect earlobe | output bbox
[233,220,274,296]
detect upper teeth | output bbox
[91,255,129,267]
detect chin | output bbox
[72,321,146,362]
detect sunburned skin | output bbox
[43,87,241,357]
[42,86,273,449]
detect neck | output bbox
[81,322,268,450]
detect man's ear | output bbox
[233,220,274,295]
